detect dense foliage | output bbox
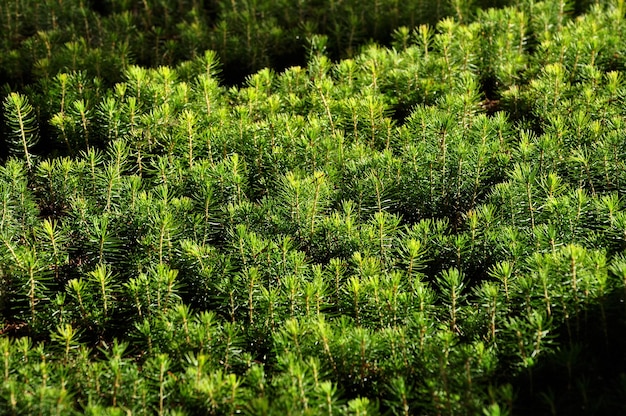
[0,0,608,88]
[2,0,626,414]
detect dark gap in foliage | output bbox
[511,290,626,415]
[86,0,111,16]
[480,75,503,118]
[390,103,414,125]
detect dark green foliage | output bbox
[0,0,554,92]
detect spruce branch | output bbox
[2,92,39,170]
